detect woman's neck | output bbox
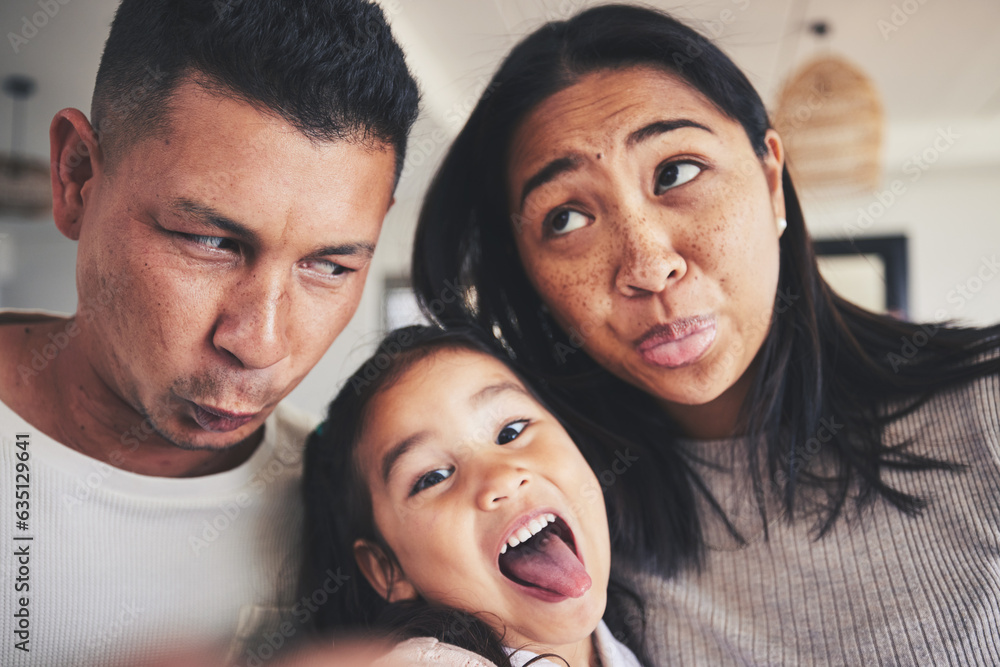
[661,359,757,440]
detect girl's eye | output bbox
[410,467,453,496]
[497,420,528,445]
[654,161,702,195]
[546,209,590,237]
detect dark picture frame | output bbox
[813,234,908,319]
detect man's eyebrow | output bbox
[313,241,375,260]
[171,198,260,245]
[170,197,375,259]
[626,119,713,147]
[470,381,530,408]
[519,155,581,210]
[381,431,430,486]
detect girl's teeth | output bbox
[502,514,559,552]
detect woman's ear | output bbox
[49,108,103,241]
[762,129,786,225]
[353,539,418,603]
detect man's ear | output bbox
[49,108,103,241]
[353,539,418,603]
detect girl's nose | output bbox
[476,462,531,511]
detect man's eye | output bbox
[188,234,231,250]
[410,468,453,495]
[545,210,590,237]
[497,420,528,445]
[304,259,354,277]
[654,161,702,195]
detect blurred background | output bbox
[1,0,998,416]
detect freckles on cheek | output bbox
[530,254,612,328]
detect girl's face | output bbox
[354,347,610,657]
[506,66,786,438]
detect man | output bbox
[0,0,418,664]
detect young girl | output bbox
[298,325,645,666]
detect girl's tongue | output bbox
[499,524,592,598]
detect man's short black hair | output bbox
[92,0,419,180]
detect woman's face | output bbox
[507,66,786,436]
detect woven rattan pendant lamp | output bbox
[0,75,51,218]
[773,23,885,198]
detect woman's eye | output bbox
[546,209,590,236]
[410,467,453,495]
[497,420,528,445]
[654,161,702,195]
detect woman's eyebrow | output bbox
[626,118,713,147]
[519,155,582,210]
[518,119,712,210]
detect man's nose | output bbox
[212,267,292,370]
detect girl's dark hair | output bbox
[411,4,1000,576]
[298,324,648,663]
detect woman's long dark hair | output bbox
[298,325,649,663]
[411,4,1000,576]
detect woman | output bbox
[412,4,1000,664]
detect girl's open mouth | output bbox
[497,513,591,600]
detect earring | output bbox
[777,217,787,236]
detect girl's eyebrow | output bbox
[470,381,529,407]
[381,431,430,485]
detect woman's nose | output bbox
[613,214,687,297]
[475,460,531,511]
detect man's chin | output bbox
[150,415,267,453]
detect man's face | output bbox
[74,81,396,450]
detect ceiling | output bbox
[2,0,998,202]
